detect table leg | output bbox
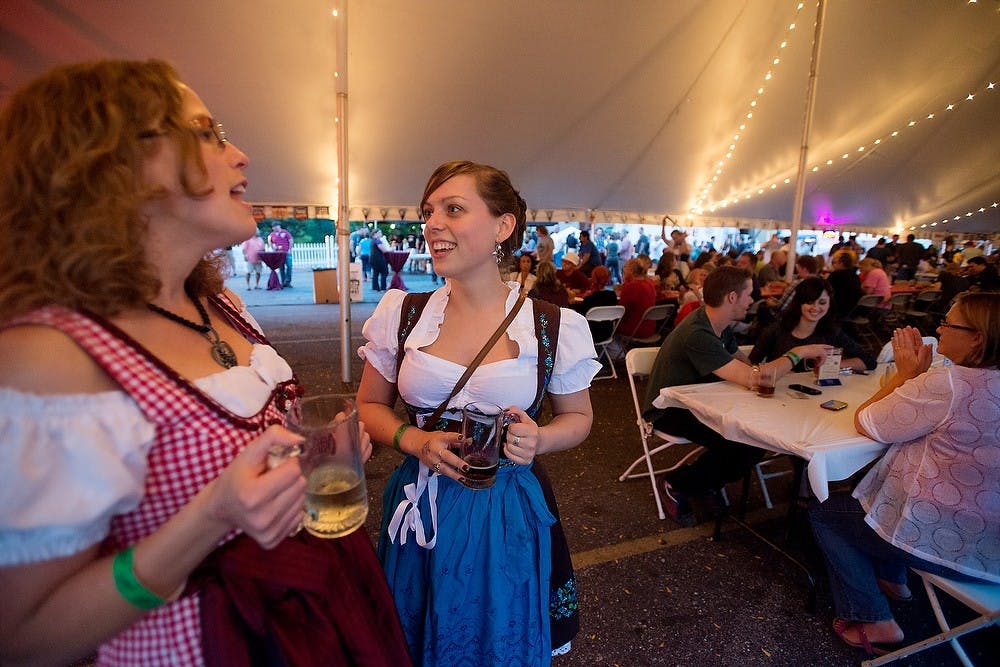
[389,270,407,290]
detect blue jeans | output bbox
[280,254,293,286]
[808,490,981,623]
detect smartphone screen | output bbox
[821,400,848,411]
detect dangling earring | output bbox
[493,242,505,265]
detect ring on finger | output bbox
[432,462,442,473]
[512,435,521,446]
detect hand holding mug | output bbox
[209,425,308,550]
[501,406,536,465]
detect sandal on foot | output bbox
[832,619,900,657]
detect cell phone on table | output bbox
[820,399,849,411]
[788,383,822,396]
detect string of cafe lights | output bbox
[689,1,810,216]
[698,79,998,218]
[905,200,999,232]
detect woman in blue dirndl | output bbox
[357,161,600,666]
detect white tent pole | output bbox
[334,0,351,383]
[787,0,828,280]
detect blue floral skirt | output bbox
[378,455,578,666]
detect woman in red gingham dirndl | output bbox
[13,297,407,666]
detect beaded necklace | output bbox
[147,293,238,369]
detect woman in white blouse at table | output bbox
[808,292,1000,657]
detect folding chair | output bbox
[863,570,1000,667]
[619,347,704,519]
[754,453,790,510]
[883,292,912,329]
[585,305,625,380]
[846,294,887,355]
[904,290,942,335]
[618,303,676,349]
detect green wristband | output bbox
[392,422,411,452]
[785,350,802,366]
[113,546,165,610]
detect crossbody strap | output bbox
[425,292,527,426]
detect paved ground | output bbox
[227,266,995,666]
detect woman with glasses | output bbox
[0,61,410,666]
[809,292,1000,657]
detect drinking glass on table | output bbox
[282,395,368,538]
[755,364,777,397]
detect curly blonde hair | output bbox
[0,59,224,321]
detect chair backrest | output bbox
[856,294,885,309]
[915,289,941,304]
[625,347,659,426]
[586,305,626,345]
[586,305,626,323]
[623,303,676,338]
[889,293,912,310]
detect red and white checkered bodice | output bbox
[11,300,300,666]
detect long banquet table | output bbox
[652,367,889,501]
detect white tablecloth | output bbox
[652,368,889,501]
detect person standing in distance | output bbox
[268,221,294,287]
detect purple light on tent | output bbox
[809,198,859,226]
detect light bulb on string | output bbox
[688,0,809,211]
[702,76,997,214]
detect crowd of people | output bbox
[1,59,997,667]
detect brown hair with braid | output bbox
[0,59,224,321]
[420,160,527,258]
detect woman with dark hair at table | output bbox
[809,292,1000,657]
[749,276,875,373]
[507,252,537,295]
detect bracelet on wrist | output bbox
[113,546,166,610]
[785,350,802,366]
[392,422,411,452]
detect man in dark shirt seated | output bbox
[642,266,831,526]
[965,256,999,291]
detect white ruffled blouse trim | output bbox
[0,342,293,566]
[358,284,600,397]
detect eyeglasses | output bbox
[939,320,977,333]
[138,116,228,149]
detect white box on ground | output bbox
[349,262,363,302]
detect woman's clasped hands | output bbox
[890,326,933,380]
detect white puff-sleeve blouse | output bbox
[358,284,600,411]
[0,332,293,567]
[854,364,1000,583]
